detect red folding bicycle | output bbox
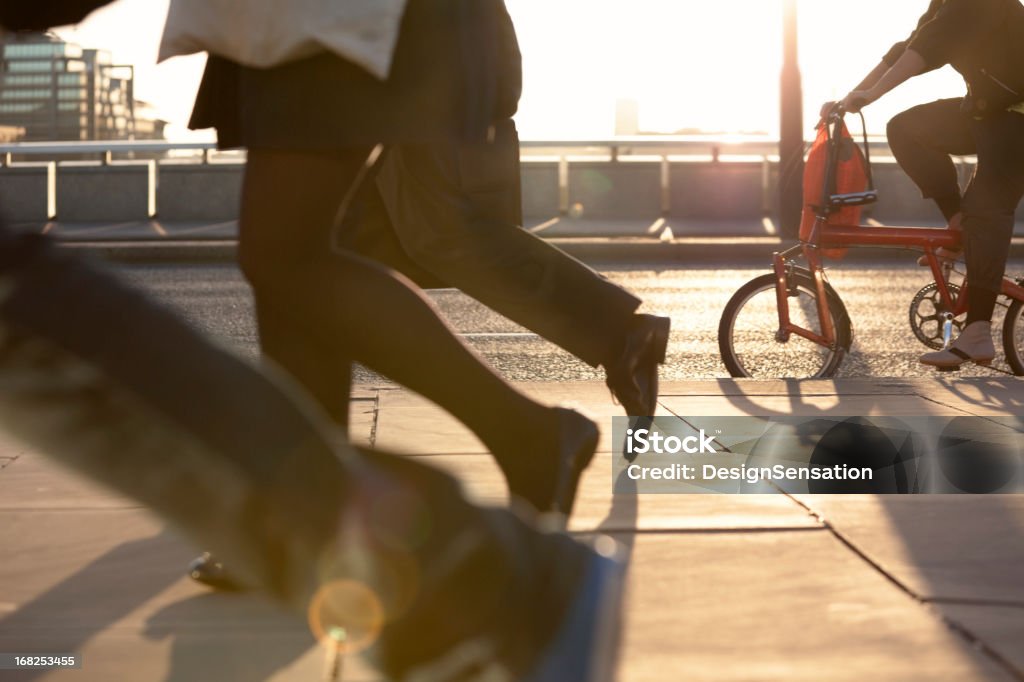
[718,106,1024,379]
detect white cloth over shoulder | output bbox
[159,0,410,81]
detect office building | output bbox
[0,33,166,142]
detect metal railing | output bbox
[0,135,896,163]
[0,136,948,221]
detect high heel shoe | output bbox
[501,408,599,518]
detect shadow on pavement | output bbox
[143,594,313,682]
[0,529,184,682]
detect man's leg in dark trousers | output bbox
[889,100,1024,324]
[0,229,614,680]
[887,98,976,222]
[960,110,1024,318]
[364,119,642,368]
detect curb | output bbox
[58,237,1024,266]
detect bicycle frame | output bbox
[773,110,1024,351]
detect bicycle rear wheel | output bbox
[719,268,852,379]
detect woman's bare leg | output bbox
[237,148,596,513]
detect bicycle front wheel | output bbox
[719,269,852,379]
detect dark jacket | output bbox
[883,0,1024,112]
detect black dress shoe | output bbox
[501,408,599,518]
[604,314,671,417]
[188,552,246,592]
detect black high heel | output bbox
[501,408,599,518]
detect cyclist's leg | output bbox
[961,110,1024,323]
[887,98,975,221]
[920,110,1024,367]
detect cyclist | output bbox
[831,0,1024,370]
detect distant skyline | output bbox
[52,0,967,141]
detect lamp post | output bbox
[779,0,804,237]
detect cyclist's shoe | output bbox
[917,247,962,267]
[920,321,995,370]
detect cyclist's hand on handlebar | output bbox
[839,90,874,114]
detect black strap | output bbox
[949,347,971,360]
[856,111,875,192]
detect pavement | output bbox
[1,377,1023,681]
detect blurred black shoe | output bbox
[605,314,671,417]
[188,552,246,592]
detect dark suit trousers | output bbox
[339,119,641,368]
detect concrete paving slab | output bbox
[0,630,383,682]
[617,533,1013,682]
[375,382,616,408]
[659,393,963,418]
[374,385,673,455]
[0,433,30,460]
[0,458,139,511]
[0,510,381,681]
[939,604,1024,675]
[658,378,922,397]
[373,401,673,456]
[918,379,1024,418]
[349,386,377,402]
[417,454,822,533]
[793,496,1024,604]
[372,403,487,455]
[348,397,376,448]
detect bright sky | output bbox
[54,0,967,141]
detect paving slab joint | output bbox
[368,390,381,449]
[785,493,1024,681]
[573,526,829,537]
[915,393,1024,435]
